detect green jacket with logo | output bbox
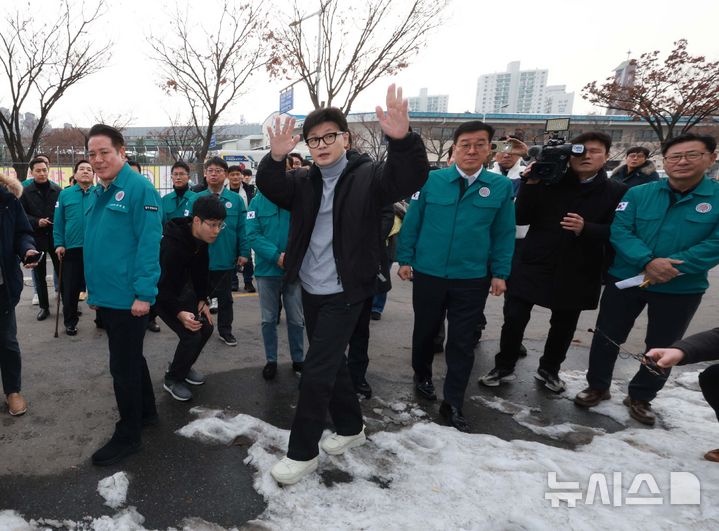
[161,188,196,224]
[189,188,249,271]
[53,184,96,249]
[397,165,515,279]
[610,177,719,294]
[246,192,291,278]
[84,164,163,309]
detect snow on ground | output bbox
[97,472,130,509]
[2,370,719,530]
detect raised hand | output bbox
[268,115,301,161]
[376,84,409,140]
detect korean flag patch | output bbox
[247,211,256,220]
[411,191,420,200]
[615,201,628,211]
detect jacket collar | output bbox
[660,176,714,197]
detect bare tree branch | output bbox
[582,39,719,144]
[0,0,110,178]
[148,0,269,165]
[268,0,448,115]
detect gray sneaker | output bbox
[185,367,206,386]
[163,378,193,401]
[534,368,566,393]
[478,367,516,387]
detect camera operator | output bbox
[479,132,627,392]
[154,195,224,402]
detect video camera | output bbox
[525,118,585,185]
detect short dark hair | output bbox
[204,156,228,171]
[569,131,612,154]
[626,146,650,157]
[87,124,125,150]
[447,145,454,161]
[73,159,91,174]
[36,153,50,164]
[192,194,227,221]
[302,107,348,139]
[241,168,253,177]
[227,165,243,173]
[661,133,717,156]
[127,159,142,172]
[453,121,495,144]
[171,160,190,173]
[29,157,48,171]
[289,152,304,163]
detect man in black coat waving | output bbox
[479,132,627,393]
[257,85,429,485]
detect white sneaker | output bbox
[270,456,319,485]
[32,294,39,305]
[320,426,367,456]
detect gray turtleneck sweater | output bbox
[299,153,348,295]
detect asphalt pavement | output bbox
[1,266,717,528]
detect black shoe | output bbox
[370,311,381,321]
[244,282,256,293]
[91,437,141,466]
[147,319,160,333]
[36,308,50,321]
[263,362,277,380]
[95,318,104,329]
[432,342,444,354]
[292,361,304,374]
[231,284,240,292]
[354,379,372,399]
[219,333,238,346]
[439,401,470,432]
[65,326,78,336]
[77,310,83,316]
[414,377,437,401]
[518,343,528,358]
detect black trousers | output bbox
[699,365,719,423]
[347,297,373,385]
[496,295,581,374]
[586,279,702,401]
[411,271,490,409]
[242,256,254,284]
[155,304,214,381]
[34,249,61,310]
[287,291,364,461]
[60,247,85,328]
[97,307,157,443]
[209,269,234,337]
[0,294,21,395]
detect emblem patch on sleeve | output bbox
[247,211,256,219]
[615,202,628,211]
[411,191,420,200]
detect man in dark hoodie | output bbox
[610,146,660,188]
[154,195,225,401]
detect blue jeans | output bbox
[256,277,304,363]
[371,292,387,314]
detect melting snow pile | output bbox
[1,370,718,530]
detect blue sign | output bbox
[209,134,217,149]
[280,86,294,114]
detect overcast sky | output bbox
[9,0,719,127]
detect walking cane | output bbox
[54,255,63,338]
